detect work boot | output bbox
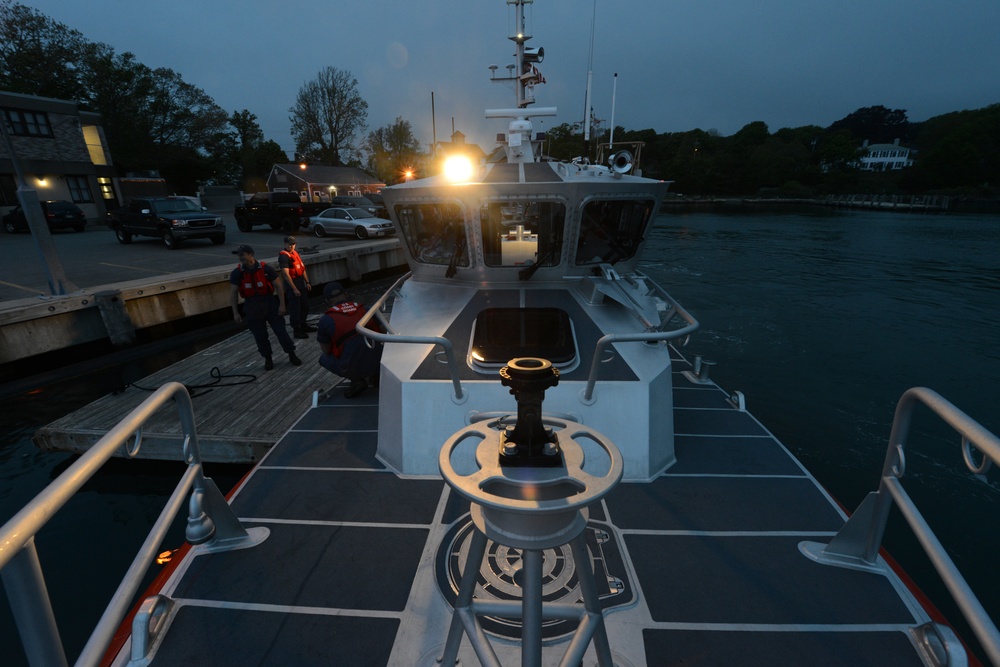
[264,356,274,371]
[344,379,367,398]
[293,330,309,339]
[289,351,302,366]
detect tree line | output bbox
[546,103,1000,198]
[0,1,420,193]
[2,1,996,198]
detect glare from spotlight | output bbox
[443,156,474,183]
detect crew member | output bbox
[229,244,302,370]
[278,235,313,338]
[317,282,382,398]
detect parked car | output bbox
[2,200,87,233]
[233,191,328,233]
[328,196,380,217]
[107,197,225,249]
[307,207,396,239]
[364,192,389,219]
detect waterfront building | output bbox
[267,163,386,202]
[0,90,119,221]
[857,138,915,172]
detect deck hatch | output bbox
[469,307,577,372]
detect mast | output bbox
[609,72,618,148]
[487,0,555,164]
[582,0,597,160]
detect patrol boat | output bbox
[2,1,999,665]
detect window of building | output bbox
[66,175,94,203]
[3,108,53,137]
[97,177,116,201]
[82,126,108,165]
[0,174,16,206]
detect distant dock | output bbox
[821,193,950,212]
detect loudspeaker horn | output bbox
[609,150,633,174]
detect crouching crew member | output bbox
[317,282,383,398]
[278,235,313,338]
[229,244,302,370]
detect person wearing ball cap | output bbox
[278,235,313,338]
[229,244,302,370]
[316,281,383,398]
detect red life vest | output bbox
[279,249,305,279]
[324,301,368,358]
[237,262,274,298]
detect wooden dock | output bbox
[33,324,350,463]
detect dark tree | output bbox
[0,0,86,100]
[365,116,421,184]
[829,105,911,144]
[289,67,368,166]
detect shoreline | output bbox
[661,195,1000,214]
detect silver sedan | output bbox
[307,207,396,240]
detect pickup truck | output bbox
[107,197,225,249]
[234,192,330,233]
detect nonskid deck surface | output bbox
[142,351,927,666]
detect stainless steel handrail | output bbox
[354,272,699,404]
[355,272,467,401]
[0,382,261,667]
[802,387,1000,665]
[582,287,700,402]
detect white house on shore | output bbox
[857,138,915,172]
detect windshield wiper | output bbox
[445,236,467,278]
[518,242,560,281]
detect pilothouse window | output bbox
[575,200,655,266]
[395,202,470,268]
[480,200,565,267]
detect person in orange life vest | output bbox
[229,244,302,371]
[278,235,313,339]
[317,282,383,398]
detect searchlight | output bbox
[443,156,474,183]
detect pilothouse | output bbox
[373,0,697,480]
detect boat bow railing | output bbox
[581,272,700,403]
[800,387,1000,665]
[356,272,700,405]
[356,272,467,402]
[0,382,266,667]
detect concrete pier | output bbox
[0,217,405,370]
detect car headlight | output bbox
[168,218,187,227]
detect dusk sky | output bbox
[23,0,1000,158]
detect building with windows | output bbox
[857,138,915,172]
[266,163,385,202]
[1,90,119,222]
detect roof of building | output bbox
[270,164,384,186]
[433,130,488,161]
[863,143,911,151]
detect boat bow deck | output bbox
[123,348,931,666]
